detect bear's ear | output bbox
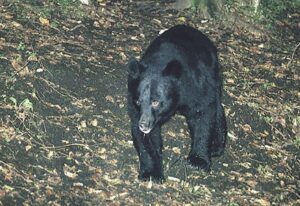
[128,57,144,79]
[162,60,182,79]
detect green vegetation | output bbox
[295,117,300,147]
[259,0,300,20]
[190,0,219,16]
[10,0,87,22]
[295,136,300,148]
[17,42,26,51]
[227,202,239,206]
[244,0,300,30]
[190,0,300,29]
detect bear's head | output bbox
[128,57,182,134]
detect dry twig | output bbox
[287,42,300,68]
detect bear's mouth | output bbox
[139,126,152,134]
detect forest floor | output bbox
[0,1,299,205]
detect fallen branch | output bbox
[42,143,92,151]
[287,42,300,68]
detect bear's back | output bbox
[142,25,217,68]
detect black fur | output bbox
[127,25,227,183]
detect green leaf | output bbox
[17,42,26,51]
[9,97,17,106]
[20,98,33,111]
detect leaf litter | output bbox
[0,0,299,205]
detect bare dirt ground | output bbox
[0,1,299,205]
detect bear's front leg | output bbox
[186,107,216,172]
[131,125,164,183]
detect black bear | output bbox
[127,25,227,182]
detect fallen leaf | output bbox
[167,131,176,137]
[246,180,257,188]
[11,60,22,71]
[48,151,54,158]
[0,190,6,198]
[274,116,286,128]
[255,198,271,206]
[28,55,38,62]
[64,170,78,179]
[280,180,285,187]
[4,172,13,181]
[105,95,114,103]
[98,148,106,154]
[46,188,54,196]
[39,17,50,26]
[73,182,84,187]
[241,124,252,133]
[193,185,201,192]
[4,14,13,20]
[25,145,32,151]
[227,79,235,84]
[90,119,98,127]
[167,176,180,182]
[79,0,89,5]
[177,16,186,22]
[228,132,238,141]
[12,21,23,28]
[130,36,138,41]
[172,147,181,154]
[80,120,87,128]
[36,68,44,73]
[63,164,78,179]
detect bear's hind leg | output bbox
[211,102,227,157]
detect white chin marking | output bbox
[141,129,152,134]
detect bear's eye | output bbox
[136,100,141,106]
[151,100,159,108]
